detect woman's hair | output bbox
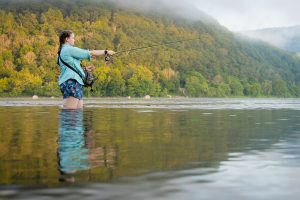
[58,30,73,54]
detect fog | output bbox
[106,0,217,23]
[100,0,300,31]
[240,26,300,53]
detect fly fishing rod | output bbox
[92,37,202,92]
[104,37,202,63]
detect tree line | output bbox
[1,0,300,97]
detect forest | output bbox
[1,0,300,97]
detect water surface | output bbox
[1,98,300,199]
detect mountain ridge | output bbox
[0,0,300,97]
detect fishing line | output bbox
[104,37,202,63]
[92,37,201,92]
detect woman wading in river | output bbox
[57,30,115,109]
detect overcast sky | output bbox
[110,0,299,31]
[191,0,300,31]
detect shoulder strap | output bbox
[57,53,83,79]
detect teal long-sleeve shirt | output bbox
[58,44,91,85]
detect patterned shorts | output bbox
[60,79,83,100]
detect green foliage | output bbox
[0,0,300,97]
[127,65,161,97]
[209,83,230,97]
[106,68,126,96]
[185,71,209,97]
[227,76,244,96]
[272,80,290,97]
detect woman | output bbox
[57,30,115,109]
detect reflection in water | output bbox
[57,110,117,183]
[2,105,300,199]
[58,110,87,182]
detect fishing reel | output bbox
[104,50,113,64]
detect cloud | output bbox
[191,0,300,31]
[240,26,300,52]
[101,0,217,23]
[101,0,300,31]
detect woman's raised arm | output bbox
[90,50,115,57]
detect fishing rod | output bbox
[104,37,202,63]
[91,37,201,93]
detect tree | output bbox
[243,82,262,97]
[209,83,230,97]
[262,81,272,96]
[106,68,126,96]
[185,71,209,97]
[272,79,290,97]
[1,0,300,97]
[127,65,160,97]
[159,68,180,94]
[227,76,243,96]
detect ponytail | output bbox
[58,30,73,54]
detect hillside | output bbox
[1,0,300,97]
[241,25,300,54]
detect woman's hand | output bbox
[106,50,116,55]
[85,65,95,72]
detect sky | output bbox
[191,0,300,31]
